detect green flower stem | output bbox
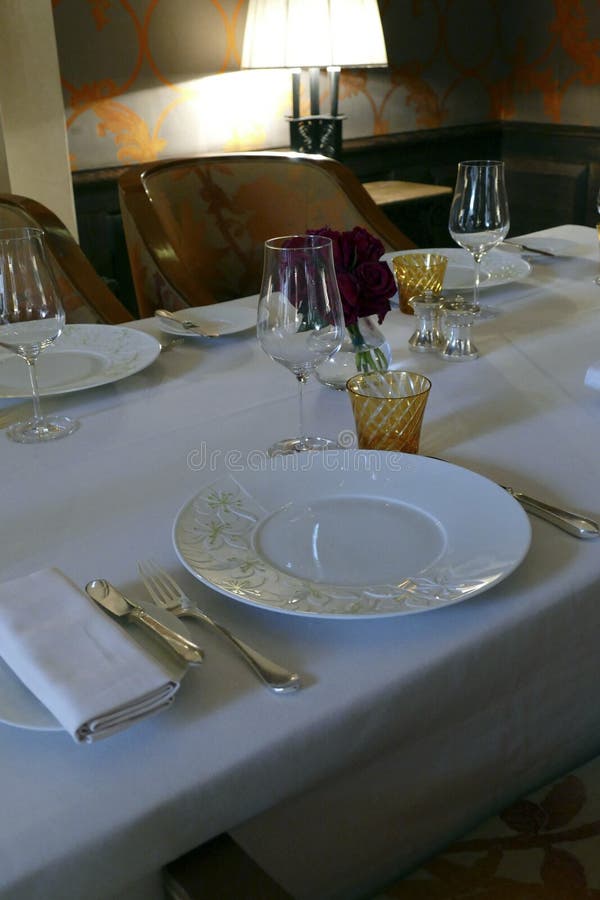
[347,322,388,374]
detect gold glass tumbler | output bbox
[392,253,448,314]
[347,371,432,454]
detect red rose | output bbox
[337,230,360,271]
[336,272,361,325]
[350,227,385,264]
[355,261,396,322]
[306,226,394,327]
[307,227,344,271]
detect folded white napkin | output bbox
[585,362,600,391]
[0,568,179,743]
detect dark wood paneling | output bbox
[505,160,589,234]
[342,122,503,188]
[73,167,137,315]
[589,163,600,225]
[500,122,600,229]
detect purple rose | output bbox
[307,227,347,272]
[350,227,386,264]
[355,261,396,322]
[337,230,360,271]
[306,225,394,327]
[336,271,361,325]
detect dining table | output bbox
[1,223,600,900]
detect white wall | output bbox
[0,0,77,237]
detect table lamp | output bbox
[241,0,388,159]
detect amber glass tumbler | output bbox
[347,371,432,453]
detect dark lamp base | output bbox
[288,116,345,160]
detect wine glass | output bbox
[448,160,510,309]
[0,227,79,443]
[257,234,344,455]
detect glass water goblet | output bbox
[0,227,79,443]
[257,234,344,455]
[449,160,510,309]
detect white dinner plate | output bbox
[173,451,531,619]
[155,295,258,338]
[0,604,190,732]
[383,247,532,292]
[0,325,161,399]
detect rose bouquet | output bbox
[308,226,396,373]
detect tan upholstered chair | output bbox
[0,194,133,324]
[118,152,416,319]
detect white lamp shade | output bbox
[241,0,388,69]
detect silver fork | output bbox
[137,561,301,693]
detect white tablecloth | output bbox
[1,225,600,900]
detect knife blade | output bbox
[85,579,204,665]
[424,455,599,539]
[502,240,557,257]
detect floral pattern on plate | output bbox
[173,455,531,619]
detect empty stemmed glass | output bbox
[449,160,510,309]
[0,227,79,443]
[257,234,344,455]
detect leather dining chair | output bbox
[0,193,134,325]
[118,151,416,319]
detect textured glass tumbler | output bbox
[392,253,448,314]
[347,371,432,454]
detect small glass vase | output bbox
[316,315,391,390]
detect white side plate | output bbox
[155,295,258,338]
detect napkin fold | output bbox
[585,362,600,391]
[0,568,179,743]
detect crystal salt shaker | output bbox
[408,291,443,353]
[439,295,480,361]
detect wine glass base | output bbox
[268,435,338,457]
[6,415,80,444]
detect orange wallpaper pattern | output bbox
[51,0,600,172]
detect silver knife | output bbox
[502,240,557,257]
[425,455,599,539]
[85,579,204,665]
[500,487,600,540]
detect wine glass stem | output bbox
[473,253,483,308]
[296,373,308,438]
[25,357,43,422]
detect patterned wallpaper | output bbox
[52,0,600,172]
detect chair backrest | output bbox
[0,194,133,324]
[119,152,416,318]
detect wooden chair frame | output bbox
[0,193,133,324]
